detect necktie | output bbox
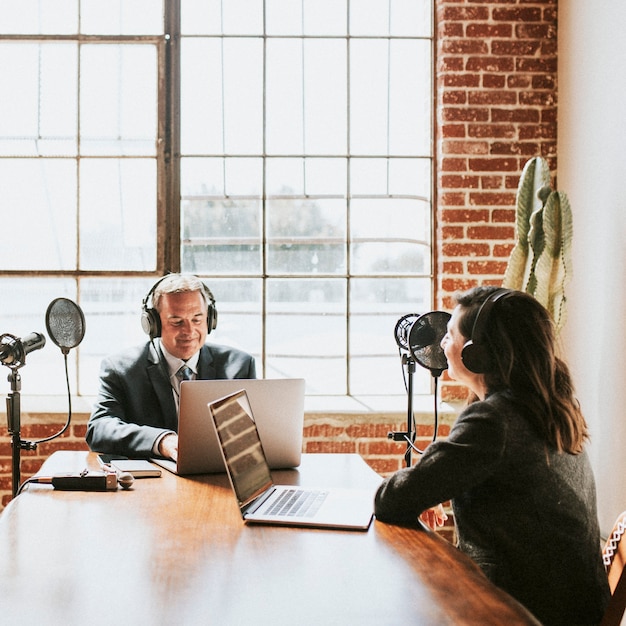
[177,365,194,382]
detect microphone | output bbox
[408,311,451,375]
[393,311,451,375]
[0,332,46,367]
[394,314,421,351]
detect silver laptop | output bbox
[208,389,376,531]
[152,378,305,475]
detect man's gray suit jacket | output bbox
[86,341,256,457]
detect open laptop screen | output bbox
[210,390,273,507]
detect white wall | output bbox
[558,1,626,534]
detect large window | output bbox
[0,0,433,402]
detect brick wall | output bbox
[0,1,558,533]
[0,411,455,507]
[436,0,558,401]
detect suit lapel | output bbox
[147,341,178,430]
[197,344,217,380]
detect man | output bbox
[86,274,256,460]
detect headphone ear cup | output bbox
[207,304,218,334]
[461,339,490,374]
[141,307,161,339]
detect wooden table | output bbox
[0,451,539,625]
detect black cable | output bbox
[32,351,72,445]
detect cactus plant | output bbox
[502,156,573,333]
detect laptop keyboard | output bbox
[266,488,328,518]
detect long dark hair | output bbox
[455,286,588,454]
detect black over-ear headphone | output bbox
[140,275,218,340]
[461,288,514,374]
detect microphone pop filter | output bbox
[408,311,451,375]
[45,298,86,354]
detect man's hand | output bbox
[158,433,179,461]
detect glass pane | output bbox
[350,0,432,37]
[80,44,157,156]
[267,199,346,274]
[0,159,76,270]
[0,43,77,157]
[349,277,432,395]
[266,279,347,394]
[266,39,303,155]
[80,0,163,35]
[351,157,431,198]
[79,158,157,270]
[182,156,263,197]
[350,198,430,275]
[181,38,263,155]
[389,40,431,156]
[181,157,262,274]
[182,0,262,35]
[349,39,389,155]
[201,278,262,360]
[303,39,347,155]
[79,277,155,395]
[266,0,347,37]
[0,278,79,396]
[0,0,78,34]
[181,38,222,155]
[351,39,431,156]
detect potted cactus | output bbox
[503,156,573,333]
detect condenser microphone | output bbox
[407,311,451,376]
[394,314,421,351]
[0,332,46,366]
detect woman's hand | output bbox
[419,504,448,530]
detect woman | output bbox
[375,286,610,625]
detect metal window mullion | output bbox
[261,0,268,378]
[345,3,351,396]
[162,0,181,274]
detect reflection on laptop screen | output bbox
[211,391,273,506]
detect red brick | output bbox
[466,56,515,73]
[469,192,515,206]
[442,108,490,123]
[491,40,541,56]
[441,74,481,88]
[480,176,505,189]
[466,24,512,38]
[482,74,506,89]
[468,260,509,274]
[492,7,542,22]
[442,243,491,257]
[467,225,515,240]
[492,208,516,222]
[441,157,469,171]
[442,209,490,222]
[443,140,489,155]
[468,124,516,139]
[468,157,519,172]
[468,91,517,106]
[441,40,488,55]
[442,226,465,239]
[441,124,467,138]
[442,6,490,21]
[440,174,481,189]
